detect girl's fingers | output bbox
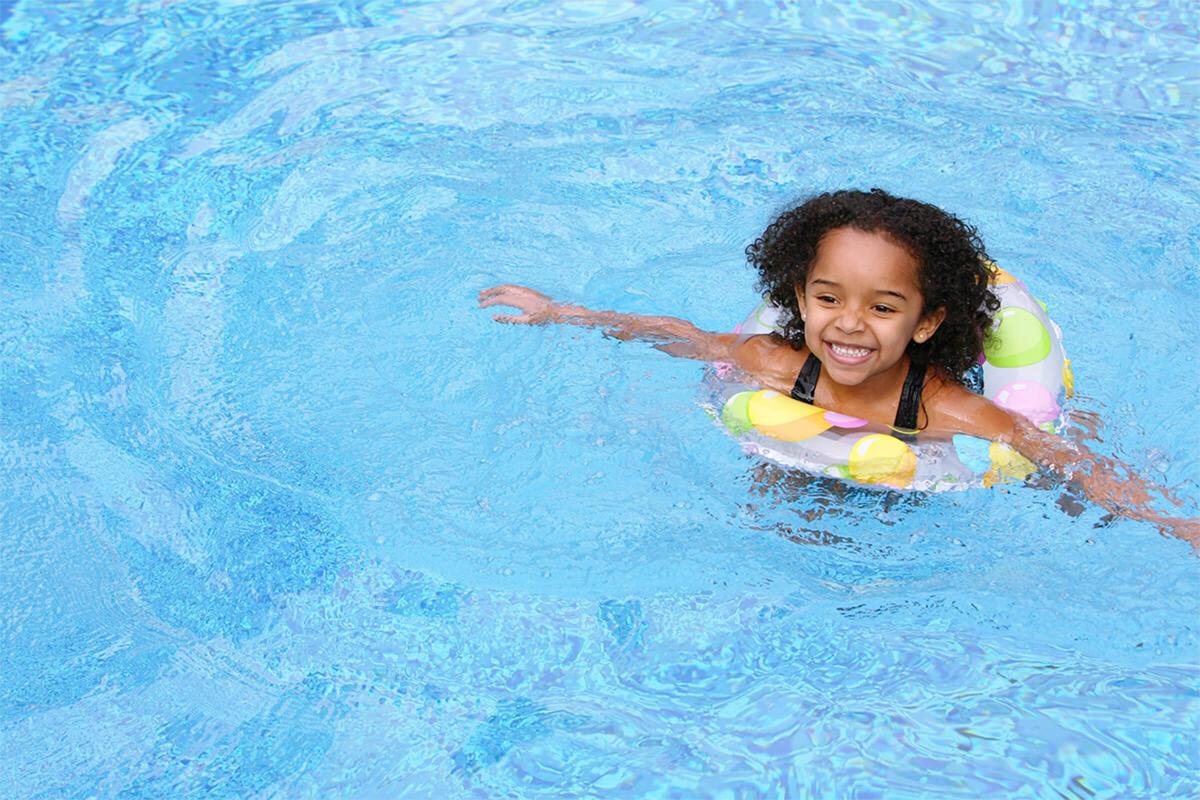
[479,283,525,299]
[478,286,509,301]
[479,286,532,308]
[479,293,524,309]
[479,285,548,323]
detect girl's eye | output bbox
[873,305,896,314]
[816,295,837,304]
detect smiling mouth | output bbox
[826,342,874,364]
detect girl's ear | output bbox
[794,285,806,321]
[913,306,946,343]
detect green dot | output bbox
[754,302,782,332]
[753,301,769,326]
[985,307,1051,368]
[721,391,755,434]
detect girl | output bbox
[478,189,1198,548]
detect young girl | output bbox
[478,188,1198,548]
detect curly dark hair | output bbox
[745,188,1000,381]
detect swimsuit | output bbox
[789,353,926,431]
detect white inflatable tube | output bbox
[707,266,1072,491]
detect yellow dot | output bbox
[987,261,1018,285]
[982,442,1037,487]
[746,390,831,442]
[1062,358,1075,399]
[847,434,917,488]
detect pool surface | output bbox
[2,1,1198,797]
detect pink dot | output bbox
[993,381,1059,424]
[823,411,868,428]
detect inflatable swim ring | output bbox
[708,266,1071,491]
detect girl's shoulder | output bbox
[731,332,807,369]
[719,333,808,395]
[922,369,1015,440]
[732,330,799,355]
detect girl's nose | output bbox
[836,307,865,333]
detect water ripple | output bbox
[3,1,1199,797]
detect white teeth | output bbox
[830,344,871,357]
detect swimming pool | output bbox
[2,0,1197,796]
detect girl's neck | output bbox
[819,352,916,420]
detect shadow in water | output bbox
[742,462,930,549]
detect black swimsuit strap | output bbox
[790,354,926,431]
[893,360,926,432]
[789,353,821,404]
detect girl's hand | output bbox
[1159,517,1200,553]
[478,284,558,324]
[478,283,735,365]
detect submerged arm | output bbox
[942,389,1198,549]
[1008,418,1193,532]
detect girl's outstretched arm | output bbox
[1007,417,1199,548]
[479,284,803,393]
[478,284,726,358]
[937,387,1200,550]
[478,283,794,371]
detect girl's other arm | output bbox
[936,387,1199,549]
[1007,417,1198,546]
[479,284,727,357]
[478,284,795,390]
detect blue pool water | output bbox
[2,1,1198,797]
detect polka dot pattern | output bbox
[848,434,916,488]
[823,411,868,429]
[746,390,831,442]
[983,442,1037,487]
[716,266,1068,491]
[988,263,1018,284]
[953,435,992,474]
[720,391,754,435]
[992,381,1060,425]
[985,307,1052,368]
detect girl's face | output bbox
[796,227,945,388]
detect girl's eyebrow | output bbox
[810,278,908,301]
